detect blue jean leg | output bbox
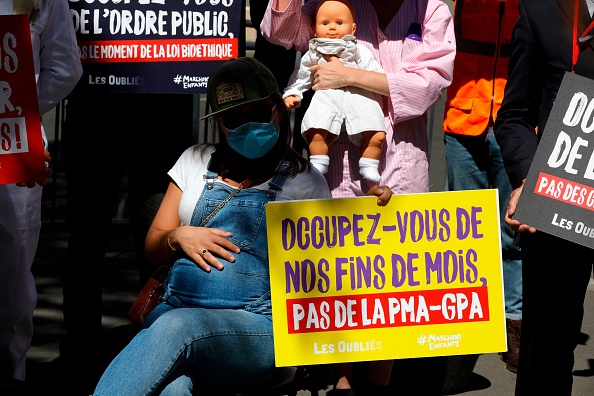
[445,130,522,319]
[93,308,278,396]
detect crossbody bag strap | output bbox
[198,178,252,227]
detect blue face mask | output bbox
[226,112,279,159]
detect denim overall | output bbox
[93,162,291,395]
[161,161,289,317]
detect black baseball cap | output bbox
[200,57,279,119]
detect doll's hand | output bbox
[311,56,349,91]
[284,96,301,109]
[15,149,52,188]
[367,185,393,206]
[173,226,240,273]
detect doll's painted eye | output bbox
[338,21,343,25]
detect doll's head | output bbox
[313,0,356,39]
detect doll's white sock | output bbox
[359,158,381,182]
[309,155,330,174]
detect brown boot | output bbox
[502,319,521,373]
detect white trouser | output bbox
[0,184,42,381]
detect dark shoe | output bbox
[364,383,392,396]
[502,319,521,373]
[0,379,27,396]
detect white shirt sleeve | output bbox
[32,0,82,116]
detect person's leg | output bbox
[327,363,356,396]
[94,308,277,395]
[487,130,522,318]
[445,132,489,191]
[157,366,194,396]
[61,95,126,393]
[0,186,41,386]
[515,232,593,395]
[368,360,393,386]
[331,363,353,390]
[486,130,523,372]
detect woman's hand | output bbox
[170,226,240,273]
[505,180,537,233]
[311,56,349,91]
[367,185,393,206]
[15,149,52,188]
[311,56,390,96]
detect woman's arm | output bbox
[311,57,390,96]
[385,2,455,122]
[145,182,185,266]
[260,0,319,52]
[145,181,240,272]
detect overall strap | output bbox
[203,153,222,190]
[267,160,290,199]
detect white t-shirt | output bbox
[169,146,333,225]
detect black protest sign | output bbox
[515,72,594,249]
[69,0,243,94]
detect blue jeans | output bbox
[93,307,276,395]
[445,129,522,320]
[94,166,288,395]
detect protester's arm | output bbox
[15,149,52,188]
[494,0,543,190]
[260,0,320,52]
[505,180,537,233]
[16,0,81,188]
[311,57,390,96]
[145,182,240,272]
[35,0,82,116]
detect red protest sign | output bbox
[0,13,44,185]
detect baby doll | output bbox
[283,0,386,182]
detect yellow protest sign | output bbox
[266,189,506,366]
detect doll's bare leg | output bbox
[361,130,385,160]
[358,131,386,182]
[305,128,331,174]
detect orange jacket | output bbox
[443,0,519,136]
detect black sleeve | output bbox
[494,0,543,189]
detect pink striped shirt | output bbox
[261,0,455,196]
